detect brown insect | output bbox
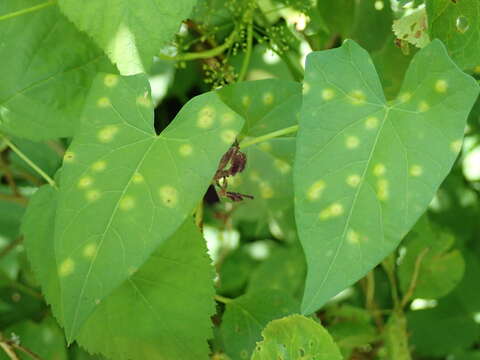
[213,140,254,202]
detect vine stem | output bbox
[214,294,233,304]
[1,135,57,188]
[238,19,254,82]
[0,341,19,360]
[0,0,56,22]
[159,26,239,62]
[400,247,429,308]
[239,125,298,149]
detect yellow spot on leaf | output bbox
[399,92,412,103]
[365,116,379,129]
[104,74,119,88]
[78,176,93,189]
[86,190,101,202]
[435,79,448,93]
[221,129,237,144]
[346,136,360,149]
[307,180,326,201]
[98,125,119,143]
[242,96,251,107]
[319,202,344,220]
[474,65,480,74]
[136,94,151,107]
[97,97,111,108]
[59,258,74,277]
[83,243,97,258]
[64,151,75,163]
[179,144,193,157]
[197,106,216,129]
[377,179,389,201]
[348,90,366,105]
[249,170,260,182]
[92,161,107,172]
[346,174,361,187]
[259,142,272,152]
[159,186,178,208]
[373,163,386,176]
[418,101,430,113]
[450,139,462,153]
[322,88,335,101]
[260,182,274,199]
[263,92,274,105]
[132,172,144,184]
[120,196,135,211]
[303,82,310,95]
[274,159,291,174]
[347,229,360,244]
[409,165,423,177]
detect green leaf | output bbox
[407,251,480,357]
[0,317,67,360]
[76,220,215,360]
[0,191,24,240]
[372,35,416,100]
[231,138,296,239]
[398,216,465,299]
[53,73,243,340]
[324,305,377,358]
[218,247,259,295]
[250,314,342,360]
[426,0,480,71]
[0,0,115,140]
[295,39,479,314]
[248,244,306,296]
[221,289,299,360]
[23,186,217,360]
[58,0,198,75]
[218,79,302,138]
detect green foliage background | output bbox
[0,0,480,359]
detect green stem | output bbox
[0,0,56,22]
[382,255,400,309]
[238,20,254,82]
[214,294,233,304]
[159,27,239,62]
[400,248,429,309]
[240,125,299,149]
[1,135,57,188]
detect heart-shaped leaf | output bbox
[295,39,479,314]
[54,73,243,339]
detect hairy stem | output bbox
[240,125,298,149]
[0,0,56,22]
[1,135,57,188]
